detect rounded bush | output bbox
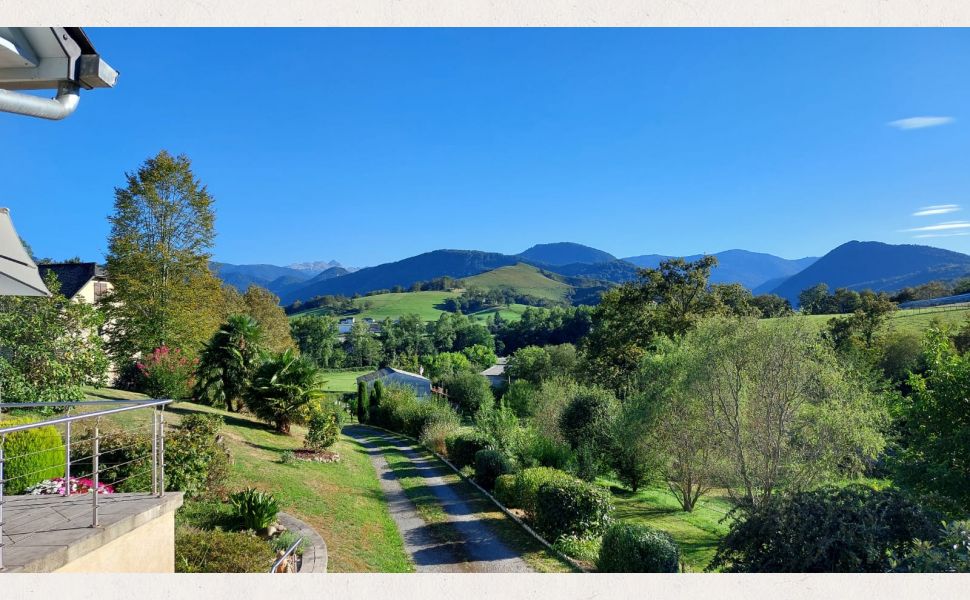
[493,474,518,507]
[445,431,490,469]
[514,467,573,518]
[597,523,680,572]
[534,478,614,541]
[304,411,339,450]
[1,416,64,495]
[474,449,512,490]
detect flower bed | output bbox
[292,449,341,463]
[24,477,114,496]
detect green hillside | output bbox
[292,290,460,322]
[462,263,572,303]
[468,303,530,323]
[768,304,970,336]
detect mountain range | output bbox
[211,240,970,308]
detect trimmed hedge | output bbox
[513,467,573,518]
[493,474,518,507]
[474,449,512,491]
[597,522,680,572]
[534,478,614,541]
[445,431,490,469]
[1,416,63,495]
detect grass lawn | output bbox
[320,369,373,393]
[601,478,734,572]
[463,264,572,303]
[83,388,411,572]
[361,428,575,573]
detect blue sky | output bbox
[4,28,970,267]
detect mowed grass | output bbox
[85,388,411,572]
[463,263,572,303]
[320,369,373,393]
[768,305,970,337]
[601,478,734,572]
[360,428,575,573]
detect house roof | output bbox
[480,357,508,377]
[357,366,430,383]
[37,262,103,299]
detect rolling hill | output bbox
[518,242,616,266]
[770,241,970,304]
[278,250,522,305]
[462,263,574,303]
[623,249,817,290]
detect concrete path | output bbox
[345,425,532,573]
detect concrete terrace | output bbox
[1,492,182,572]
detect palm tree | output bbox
[246,348,324,434]
[194,314,263,412]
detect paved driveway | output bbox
[345,425,532,573]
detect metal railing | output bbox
[269,536,305,573]
[0,399,172,571]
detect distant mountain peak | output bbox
[518,242,617,266]
[287,259,352,273]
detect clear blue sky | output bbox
[4,28,970,267]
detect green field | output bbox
[463,263,572,303]
[320,369,373,393]
[602,479,734,572]
[81,388,411,572]
[468,303,530,323]
[292,290,460,322]
[771,304,970,336]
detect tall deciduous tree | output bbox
[239,285,295,353]
[291,314,340,367]
[102,151,224,361]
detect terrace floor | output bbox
[1,491,183,572]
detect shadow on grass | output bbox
[168,405,277,434]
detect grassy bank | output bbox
[83,388,411,572]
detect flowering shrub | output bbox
[25,477,114,496]
[137,346,197,399]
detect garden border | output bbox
[277,511,328,573]
[354,424,589,573]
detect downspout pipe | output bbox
[0,81,80,120]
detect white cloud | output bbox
[913,204,961,217]
[914,232,970,239]
[888,116,955,130]
[904,221,970,233]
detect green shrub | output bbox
[441,371,495,415]
[175,527,275,572]
[138,346,197,399]
[710,484,940,573]
[175,500,239,531]
[534,478,614,541]
[419,410,460,455]
[892,520,970,573]
[372,386,460,441]
[279,450,297,465]
[597,523,680,572]
[445,431,490,468]
[165,413,232,499]
[493,474,518,507]
[554,534,602,562]
[523,433,572,470]
[1,416,64,495]
[474,449,512,490]
[304,411,339,450]
[229,487,280,531]
[513,467,573,518]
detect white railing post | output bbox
[151,409,158,496]
[158,411,165,497]
[64,421,71,496]
[91,420,100,527]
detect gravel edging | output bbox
[277,511,328,573]
[355,424,589,573]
